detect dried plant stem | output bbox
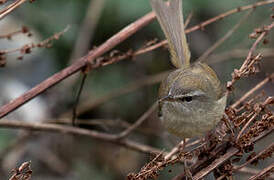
[62,71,169,117]
[193,147,238,180]
[72,74,87,125]
[114,102,158,139]
[1,26,70,55]
[164,140,187,160]
[0,11,156,118]
[231,73,274,108]
[0,29,22,39]
[69,0,105,62]
[197,10,253,62]
[132,0,274,60]
[248,163,274,180]
[173,129,272,180]
[208,48,274,64]
[234,142,274,171]
[236,113,258,142]
[0,0,28,20]
[227,22,274,90]
[0,120,161,154]
[236,166,274,179]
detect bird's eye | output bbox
[179,96,193,102]
[185,96,192,102]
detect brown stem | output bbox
[0,120,161,154]
[248,163,274,180]
[0,0,28,20]
[0,11,156,118]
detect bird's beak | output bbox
[159,95,173,102]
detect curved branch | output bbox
[0,120,161,154]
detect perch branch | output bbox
[0,120,161,154]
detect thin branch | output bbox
[0,0,28,20]
[0,11,156,118]
[130,0,274,61]
[207,48,274,64]
[50,118,161,137]
[0,26,70,57]
[192,147,238,180]
[9,161,32,180]
[61,71,169,117]
[233,142,274,171]
[235,166,274,179]
[164,140,187,160]
[72,74,87,125]
[248,163,274,180]
[227,21,274,91]
[236,113,258,142]
[0,120,161,154]
[197,10,253,62]
[231,73,274,108]
[114,102,158,140]
[69,0,105,62]
[0,26,29,39]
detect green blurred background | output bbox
[0,0,273,179]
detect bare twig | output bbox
[248,163,274,180]
[0,120,161,154]
[69,0,105,62]
[130,0,274,62]
[164,140,187,160]
[0,26,69,59]
[0,0,28,20]
[0,11,155,118]
[197,10,253,62]
[192,147,238,180]
[234,142,274,171]
[208,48,274,64]
[236,113,258,142]
[72,74,87,125]
[114,102,158,140]
[231,73,274,108]
[9,161,32,180]
[227,22,274,91]
[235,166,274,179]
[0,26,30,39]
[62,71,169,117]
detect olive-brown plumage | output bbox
[150,0,227,138]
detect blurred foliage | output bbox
[0,0,273,179]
